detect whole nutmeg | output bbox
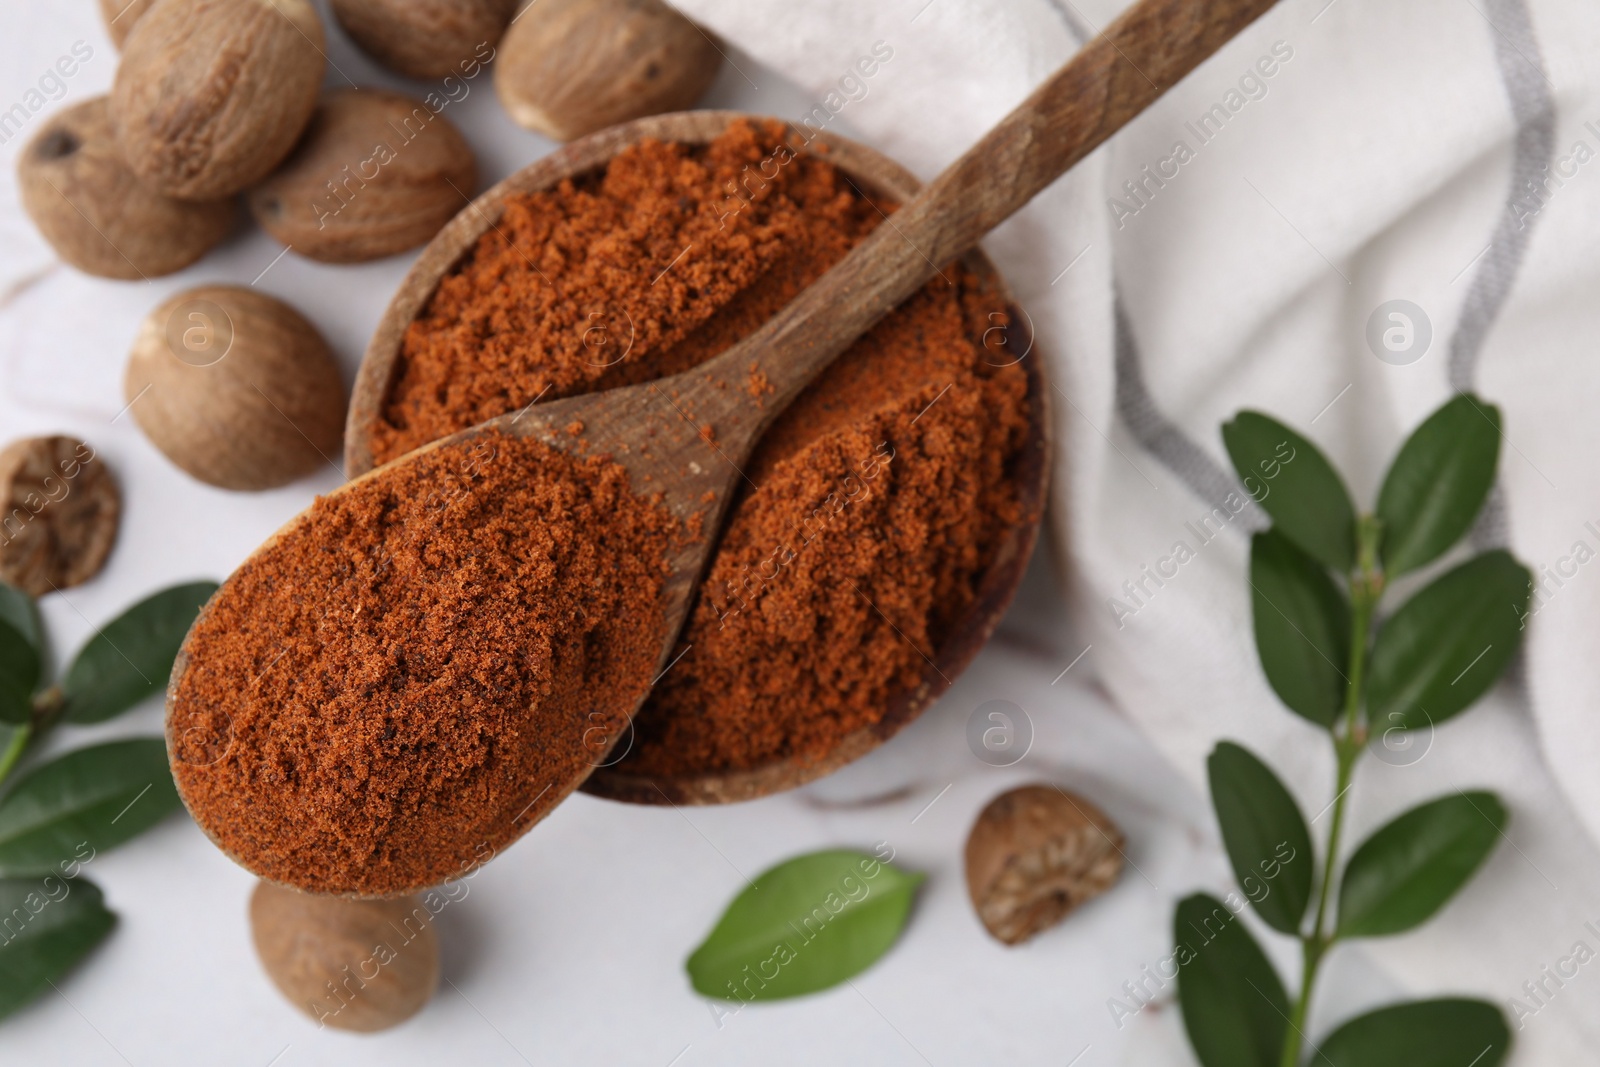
[19,98,235,280]
[111,0,326,200]
[250,882,439,1032]
[495,0,723,142]
[331,0,516,80]
[249,89,477,264]
[0,436,120,597]
[965,784,1125,945]
[124,286,345,491]
[98,0,159,48]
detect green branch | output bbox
[1279,517,1382,1067]
[0,686,65,793]
[0,723,29,789]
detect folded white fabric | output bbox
[676,0,1600,1061]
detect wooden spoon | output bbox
[170,0,1280,892]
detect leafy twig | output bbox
[1180,394,1526,1067]
[0,579,214,1021]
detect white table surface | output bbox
[0,4,1253,1064]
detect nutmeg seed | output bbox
[98,0,159,48]
[249,89,477,264]
[964,784,1125,945]
[19,98,235,280]
[0,436,121,598]
[111,0,326,200]
[331,0,516,80]
[495,0,723,142]
[124,286,345,491]
[250,881,439,1032]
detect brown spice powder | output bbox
[170,432,673,895]
[374,121,881,461]
[377,119,1032,779]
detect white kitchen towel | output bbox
[673,0,1600,1061]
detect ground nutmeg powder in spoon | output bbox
[375,119,1034,780]
[169,432,675,896]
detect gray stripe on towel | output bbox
[1110,0,1553,555]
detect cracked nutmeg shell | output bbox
[111,0,326,201]
[19,97,235,280]
[0,436,121,597]
[495,0,723,142]
[330,0,516,79]
[250,882,439,1032]
[248,89,478,264]
[124,286,346,491]
[964,784,1125,945]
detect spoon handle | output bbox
[727,0,1280,426]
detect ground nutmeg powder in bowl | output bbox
[371,118,1037,787]
[168,432,675,896]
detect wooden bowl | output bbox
[345,110,1052,806]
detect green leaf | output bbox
[1223,411,1356,570]
[0,582,41,726]
[1377,395,1502,575]
[0,875,116,1021]
[0,635,39,728]
[0,740,181,876]
[0,583,41,652]
[1318,998,1510,1067]
[1337,791,1506,938]
[1249,530,1351,727]
[1367,552,1530,730]
[1175,893,1287,1067]
[686,849,922,1000]
[61,581,216,724]
[1208,743,1314,935]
